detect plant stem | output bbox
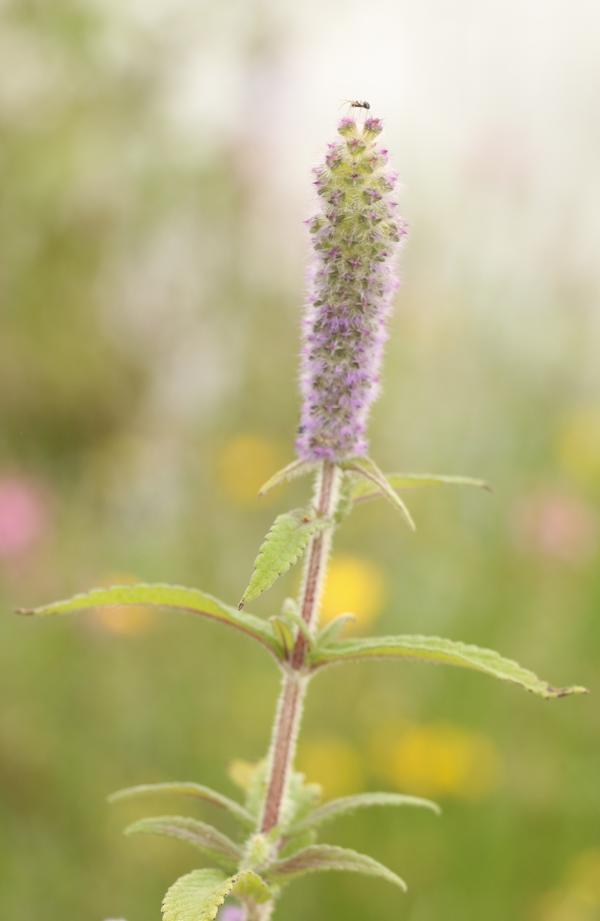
[259,461,340,835]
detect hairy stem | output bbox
[259,461,340,835]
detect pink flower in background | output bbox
[511,488,598,564]
[218,908,245,921]
[0,476,48,559]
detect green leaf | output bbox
[239,509,329,608]
[334,473,355,524]
[267,844,407,892]
[343,457,416,531]
[162,868,271,921]
[258,459,317,497]
[278,608,313,646]
[351,471,492,503]
[108,782,254,828]
[292,792,440,832]
[278,828,318,860]
[124,815,243,870]
[269,616,294,657]
[310,635,589,699]
[281,772,322,830]
[316,613,356,645]
[16,583,284,661]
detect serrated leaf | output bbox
[351,472,491,502]
[124,815,243,869]
[267,844,407,892]
[343,457,416,531]
[16,583,284,661]
[108,782,254,828]
[258,459,317,496]
[162,868,271,921]
[239,509,329,608]
[309,635,588,699]
[292,792,440,832]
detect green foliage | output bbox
[239,509,329,608]
[258,459,317,496]
[227,761,322,834]
[281,771,322,830]
[277,828,318,860]
[266,844,407,892]
[17,583,285,660]
[162,868,271,921]
[350,471,491,502]
[343,457,416,531]
[310,634,588,699]
[108,782,254,828]
[124,816,243,870]
[316,613,356,645]
[292,792,440,833]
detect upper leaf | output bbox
[124,815,243,870]
[292,792,440,832]
[266,844,407,892]
[16,583,284,660]
[351,472,491,502]
[239,509,329,608]
[343,458,416,531]
[258,459,317,496]
[162,868,271,921]
[309,634,588,699]
[108,782,254,828]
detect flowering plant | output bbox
[17,111,586,921]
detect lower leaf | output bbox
[292,792,440,832]
[162,868,271,921]
[266,844,407,892]
[108,782,254,828]
[310,634,588,699]
[15,583,284,660]
[124,815,243,870]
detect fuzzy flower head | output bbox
[296,114,407,462]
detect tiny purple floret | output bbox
[219,908,245,921]
[296,114,407,462]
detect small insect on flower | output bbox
[348,99,370,110]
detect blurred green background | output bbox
[1,1,599,919]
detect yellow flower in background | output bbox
[534,849,600,921]
[556,406,600,485]
[228,758,259,794]
[298,737,365,798]
[320,555,385,632]
[565,849,600,905]
[92,573,156,636]
[370,721,500,800]
[217,434,284,505]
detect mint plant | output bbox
[17,112,587,921]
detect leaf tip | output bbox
[545,684,589,699]
[14,607,33,616]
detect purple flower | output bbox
[296,115,406,462]
[218,908,246,921]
